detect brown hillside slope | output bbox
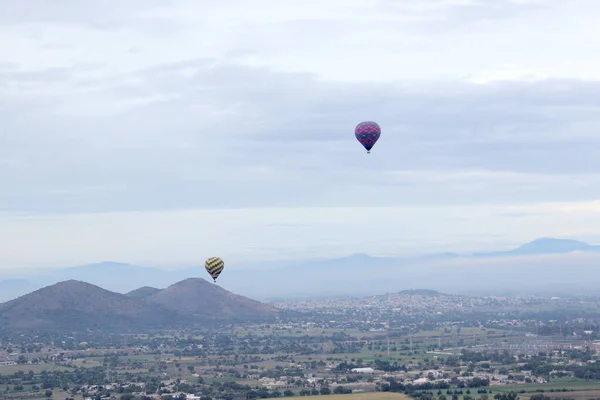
[146,278,279,320]
[0,280,187,331]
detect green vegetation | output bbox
[4,287,600,399]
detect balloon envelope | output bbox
[205,257,224,282]
[355,121,381,153]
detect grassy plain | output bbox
[0,363,73,374]
[494,380,600,393]
[540,391,600,399]
[288,393,411,400]
[481,380,600,400]
[0,388,75,400]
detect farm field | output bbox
[0,363,73,374]
[541,391,600,399]
[288,393,412,400]
[2,285,600,400]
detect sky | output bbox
[2,0,600,271]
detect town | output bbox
[2,290,600,400]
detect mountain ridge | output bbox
[1,237,598,302]
[126,286,161,300]
[472,238,600,258]
[0,278,279,333]
[145,278,279,320]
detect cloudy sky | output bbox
[1,0,600,271]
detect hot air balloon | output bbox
[205,257,224,282]
[355,121,381,153]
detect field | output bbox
[542,391,600,399]
[495,381,600,393]
[0,388,73,400]
[482,381,600,400]
[0,363,73,374]
[288,393,411,400]
[0,320,598,400]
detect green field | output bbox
[541,391,600,399]
[487,380,600,400]
[0,388,76,400]
[494,380,600,393]
[288,393,411,400]
[0,363,73,374]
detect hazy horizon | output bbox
[3,238,600,303]
[0,235,599,273]
[2,1,600,272]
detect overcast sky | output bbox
[2,0,600,270]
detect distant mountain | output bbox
[0,279,38,303]
[143,278,279,320]
[473,238,600,257]
[2,237,600,302]
[126,286,161,300]
[53,261,198,292]
[0,279,280,332]
[0,261,199,302]
[513,238,600,254]
[398,289,440,296]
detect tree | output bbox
[320,387,331,395]
[334,386,352,394]
[45,390,53,397]
[284,390,294,397]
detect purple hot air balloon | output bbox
[355,121,381,154]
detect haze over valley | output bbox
[1,238,599,302]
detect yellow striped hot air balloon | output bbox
[205,257,224,282]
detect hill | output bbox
[144,278,279,320]
[126,286,161,300]
[0,280,187,332]
[398,289,439,296]
[0,279,280,332]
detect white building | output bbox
[351,367,375,374]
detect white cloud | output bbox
[2,0,600,82]
[1,0,600,269]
